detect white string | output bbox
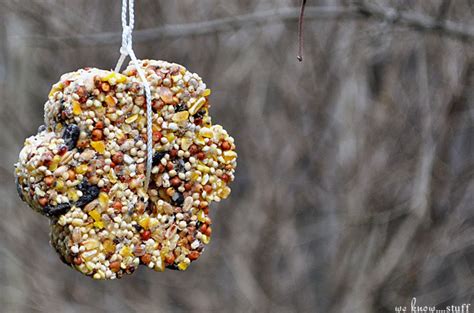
[115,0,153,193]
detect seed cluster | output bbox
[15,60,237,279]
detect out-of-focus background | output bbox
[1,0,474,312]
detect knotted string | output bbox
[114,0,153,193]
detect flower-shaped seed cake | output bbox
[15,60,237,279]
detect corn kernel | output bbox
[72,101,82,115]
[91,141,106,154]
[67,189,79,202]
[172,111,189,122]
[120,246,132,257]
[197,164,210,173]
[55,180,65,191]
[89,209,101,222]
[223,151,237,163]
[189,97,206,115]
[154,257,165,272]
[103,239,116,254]
[218,186,231,199]
[197,210,206,223]
[178,262,189,270]
[199,127,213,138]
[49,82,63,97]
[98,192,109,208]
[103,72,127,84]
[190,171,200,181]
[166,133,175,142]
[202,89,211,97]
[49,155,61,171]
[201,234,211,244]
[125,114,138,124]
[105,95,117,106]
[75,164,88,175]
[139,216,150,230]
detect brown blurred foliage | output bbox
[0,1,474,312]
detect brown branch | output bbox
[11,5,474,47]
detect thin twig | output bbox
[11,5,474,47]
[297,0,307,62]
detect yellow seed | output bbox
[103,72,127,83]
[103,239,116,254]
[90,141,106,154]
[217,186,231,199]
[75,164,88,175]
[107,171,117,183]
[98,192,109,208]
[120,246,132,257]
[94,221,104,229]
[152,124,161,132]
[137,116,146,129]
[67,189,79,202]
[154,257,165,272]
[125,114,138,124]
[190,171,200,181]
[165,133,175,142]
[172,111,189,122]
[105,95,117,106]
[72,101,82,115]
[201,234,211,244]
[223,151,237,163]
[48,82,63,97]
[202,89,211,97]
[89,209,101,222]
[181,138,193,151]
[194,136,205,145]
[55,180,65,191]
[197,210,206,223]
[197,164,210,173]
[189,97,206,115]
[199,127,213,138]
[178,262,189,271]
[138,216,150,230]
[48,155,61,171]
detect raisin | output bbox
[194,109,206,119]
[133,224,143,232]
[62,124,80,150]
[152,151,166,166]
[75,180,100,208]
[175,103,186,112]
[174,159,185,173]
[43,203,71,217]
[166,264,180,271]
[171,192,184,206]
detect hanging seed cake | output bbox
[14,60,237,280]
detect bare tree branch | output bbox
[11,5,474,48]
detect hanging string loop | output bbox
[115,0,153,193]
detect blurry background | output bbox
[1,0,474,312]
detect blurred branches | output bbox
[9,4,474,48]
